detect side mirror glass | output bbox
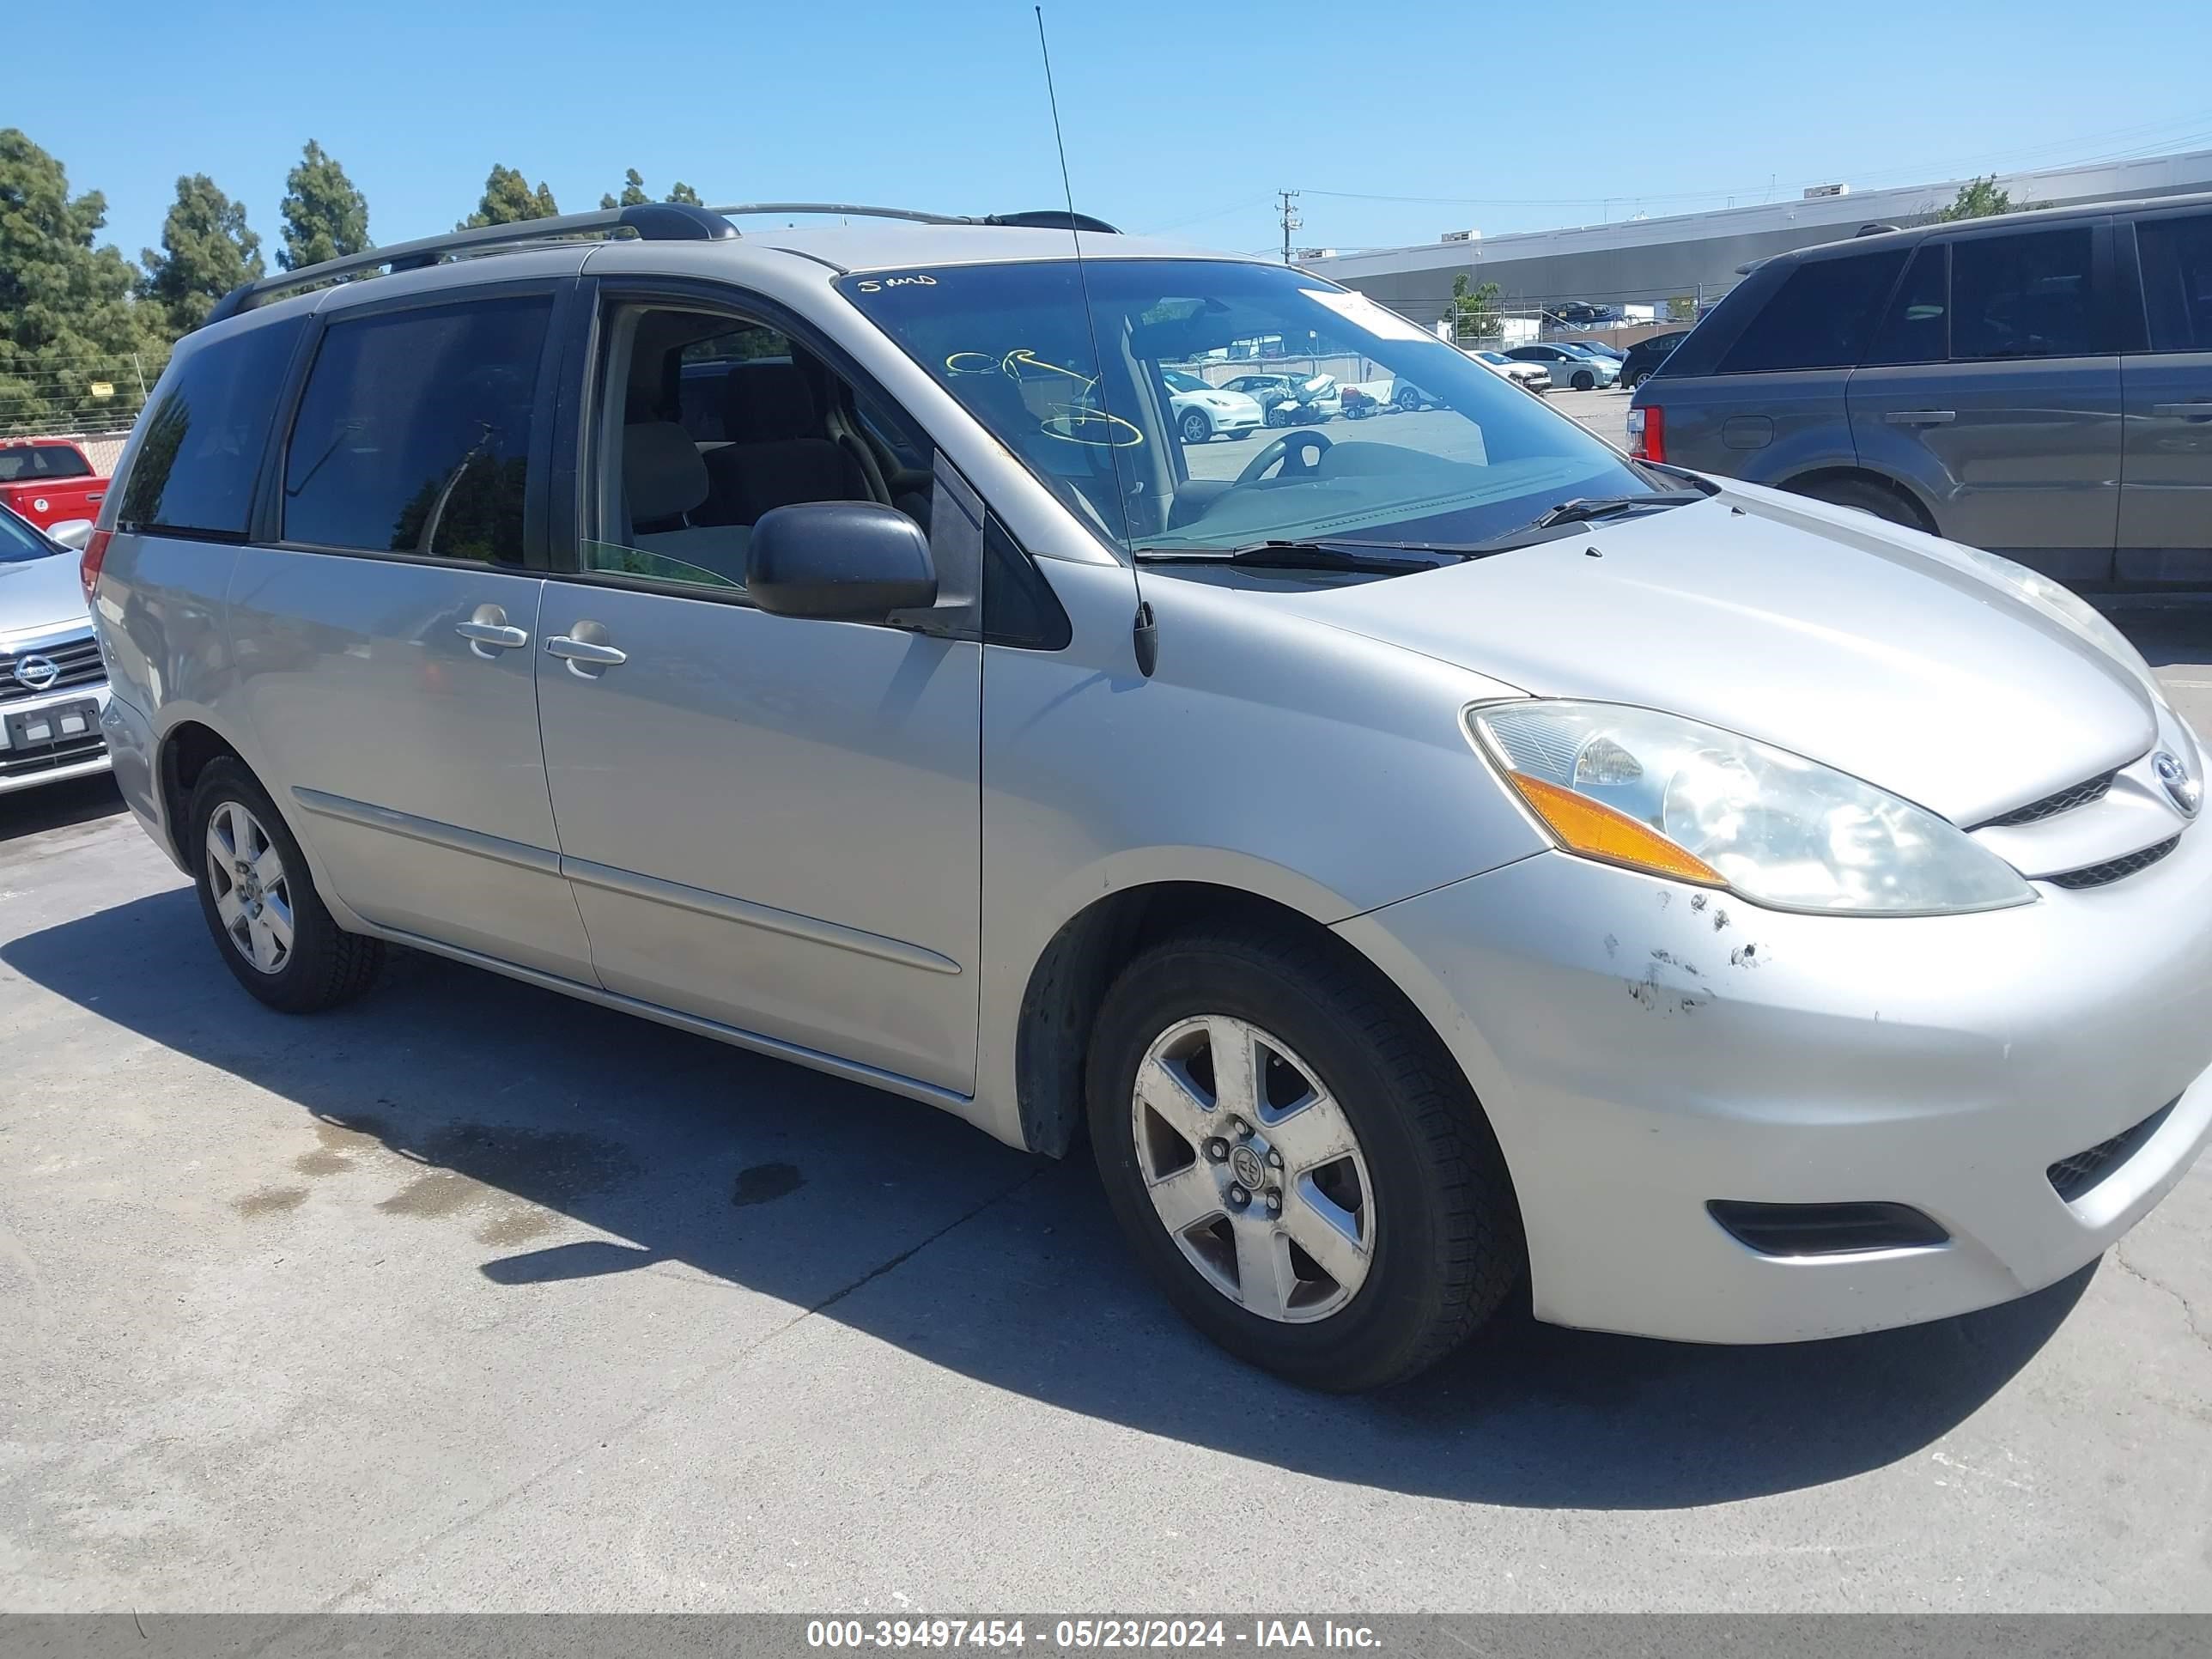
[747,501,938,623]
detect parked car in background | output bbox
[1548,301,1617,326]
[1389,378,1447,410]
[1,501,111,795]
[0,440,106,536]
[1221,370,1340,425]
[1620,329,1690,389]
[1507,343,1620,390]
[1161,368,1264,442]
[1464,349,1552,393]
[1569,339,1627,362]
[1629,192,2212,589]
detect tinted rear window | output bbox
[1716,249,1907,374]
[2137,212,2212,353]
[115,316,307,538]
[282,298,550,564]
[1949,228,2095,360]
[1864,242,1948,365]
[0,446,93,483]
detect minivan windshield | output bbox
[840,259,1663,557]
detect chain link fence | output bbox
[0,354,160,477]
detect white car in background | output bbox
[1463,349,1552,394]
[1162,369,1264,443]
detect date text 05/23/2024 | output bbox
[805,1620,1383,1650]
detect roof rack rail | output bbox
[201,201,738,328]
[705,203,1121,234]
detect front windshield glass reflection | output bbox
[839,258,1656,555]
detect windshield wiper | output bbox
[1526,489,1708,530]
[1133,538,1458,574]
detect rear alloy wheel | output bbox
[1395,386,1422,412]
[190,757,384,1013]
[1180,409,1212,446]
[1792,474,1929,533]
[1089,928,1522,1391]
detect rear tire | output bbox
[1791,474,1930,533]
[189,757,384,1014]
[1087,927,1523,1392]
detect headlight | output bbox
[1469,702,2034,915]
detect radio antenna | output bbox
[1035,5,1157,676]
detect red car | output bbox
[0,440,106,533]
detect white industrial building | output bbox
[1306,149,2212,328]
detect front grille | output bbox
[2048,1101,2178,1203]
[0,633,105,705]
[0,730,105,780]
[1977,769,2118,829]
[2046,836,2181,890]
[1708,1200,1949,1257]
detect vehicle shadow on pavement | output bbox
[4,888,2089,1512]
[0,774,126,844]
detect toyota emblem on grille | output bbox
[12,654,60,691]
[2154,751,2202,818]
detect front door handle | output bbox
[546,625,627,677]
[1884,409,1956,426]
[456,605,528,658]
[2152,401,2212,422]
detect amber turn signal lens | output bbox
[1506,771,1724,885]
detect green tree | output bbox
[277,140,372,271]
[1934,174,2016,222]
[665,181,702,206]
[0,129,158,434]
[599,167,650,210]
[1449,270,1504,341]
[138,173,264,334]
[461,165,558,229]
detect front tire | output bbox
[1180,410,1212,446]
[190,757,384,1013]
[1571,370,1595,391]
[1087,927,1522,1391]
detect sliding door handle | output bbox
[1883,409,1956,426]
[2152,401,2212,422]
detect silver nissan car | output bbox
[82,202,2211,1391]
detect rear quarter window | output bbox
[116,316,308,538]
[1715,249,1907,374]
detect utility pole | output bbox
[1277,189,1301,264]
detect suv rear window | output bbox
[2138,212,2212,353]
[1716,249,1907,374]
[115,316,307,539]
[283,297,550,563]
[1949,228,2094,360]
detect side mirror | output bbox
[46,520,94,551]
[747,501,938,623]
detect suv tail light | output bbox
[1627,404,1664,463]
[79,527,112,605]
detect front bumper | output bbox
[0,668,112,797]
[1335,827,2212,1344]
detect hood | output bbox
[0,550,91,641]
[1272,489,2155,826]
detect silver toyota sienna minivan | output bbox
[82,202,2212,1390]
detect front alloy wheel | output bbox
[1180,410,1211,446]
[1088,927,1523,1391]
[1132,1015,1374,1322]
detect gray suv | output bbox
[1629,193,2212,589]
[81,200,2212,1391]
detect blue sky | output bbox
[41,0,2212,268]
